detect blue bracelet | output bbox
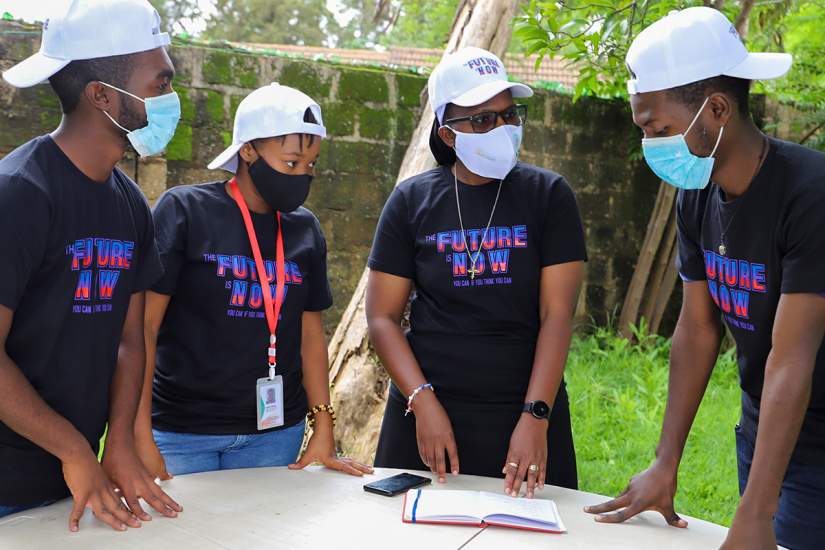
[405,383,434,416]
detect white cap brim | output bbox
[207,143,245,173]
[724,52,793,81]
[451,80,533,108]
[2,52,71,88]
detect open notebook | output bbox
[402,489,566,534]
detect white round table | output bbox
[0,467,729,549]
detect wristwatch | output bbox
[522,400,550,420]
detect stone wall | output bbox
[0,21,662,334]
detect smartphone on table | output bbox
[364,472,432,497]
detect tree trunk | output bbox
[327,0,522,464]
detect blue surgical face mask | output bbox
[641,96,724,190]
[100,82,181,157]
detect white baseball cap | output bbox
[2,0,170,88]
[626,6,792,95]
[428,46,532,124]
[208,83,327,173]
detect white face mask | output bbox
[445,124,523,180]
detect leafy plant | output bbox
[514,1,824,149]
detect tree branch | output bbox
[734,0,756,38]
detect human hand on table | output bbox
[289,417,374,476]
[411,390,459,483]
[502,414,547,498]
[583,458,687,527]
[135,431,173,482]
[61,446,141,532]
[719,505,776,550]
[101,442,182,523]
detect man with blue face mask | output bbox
[585,7,825,550]
[0,0,182,532]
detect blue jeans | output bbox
[0,500,56,519]
[736,425,825,550]
[153,419,306,476]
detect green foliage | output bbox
[514,1,824,148]
[567,323,741,526]
[377,0,459,49]
[202,0,337,46]
[756,1,825,150]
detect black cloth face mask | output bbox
[247,157,312,213]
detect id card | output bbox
[256,376,284,430]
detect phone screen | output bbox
[364,473,432,496]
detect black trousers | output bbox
[374,382,578,489]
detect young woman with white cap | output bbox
[135,83,372,478]
[366,47,587,498]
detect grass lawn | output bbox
[566,324,741,527]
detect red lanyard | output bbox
[229,178,285,379]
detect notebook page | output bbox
[404,490,484,522]
[475,492,559,525]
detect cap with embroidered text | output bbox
[428,47,533,124]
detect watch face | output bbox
[531,401,550,419]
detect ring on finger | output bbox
[507,462,519,469]
[528,464,538,473]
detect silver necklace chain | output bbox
[715,135,768,256]
[453,168,503,279]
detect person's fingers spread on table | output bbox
[594,503,645,524]
[103,489,141,528]
[511,461,529,497]
[344,458,375,475]
[538,462,547,491]
[583,493,631,515]
[654,505,688,528]
[525,464,538,498]
[325,457,365,477]
[144,483,181,517]
[91,494,132,531]
[288,451,314,470]
[445,435,459,476]
[69,496,88,532]
[434,444,448,483]
[123,495,150,522]
[502,459,519,495]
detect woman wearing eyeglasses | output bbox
[366,47,586,498]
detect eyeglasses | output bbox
[443,104,528,133]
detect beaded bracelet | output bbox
[405,383,434,416]
[307,404,337,428]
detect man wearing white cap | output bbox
[367,47,586,499]
[136,83,372,480]
[0,0,182,531]
[585,7,825,550]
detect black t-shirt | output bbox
[150,181,332,435]
[368,163,586,404]
[0,136,162,506]
[677,138,825,464]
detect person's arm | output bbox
[100,292,182,520]
[584,280,722,526]
[365,270,460,482]
[721,293,825,550]
[0,305,139,532]
[503,261,583,498]
[288,311,373,476]
[134,290,172,480]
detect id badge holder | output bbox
[256,375,284,430]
